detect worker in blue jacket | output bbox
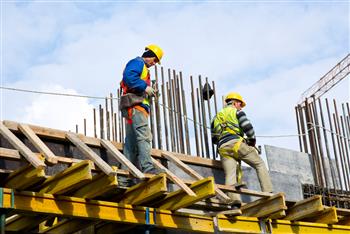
[120,45,164,181]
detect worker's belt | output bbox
[119,93,145,110]
[217,134,240,148]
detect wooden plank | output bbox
[0,121,45,168]
[101,139,145,179]
[151,157,196,197]
[217,184,273,198]
[3,121,222,169]
[38,160,93,195]
[241,193,287,218]
[162,151,231,202]
[5,164,46,190]
[284,195,324,221]
[66,132,115,176]
[18,123,58,164]
[0,147,21,160]
[157,177,216,211]
[120,173,167,205]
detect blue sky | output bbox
[1,1,349,152]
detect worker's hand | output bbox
[145,86,155,97]
[246,138,256,147]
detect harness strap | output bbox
[126,105,149,125]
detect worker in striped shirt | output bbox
[211,92,273,209]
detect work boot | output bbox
[118,176,135,187]
[144,167,166,175]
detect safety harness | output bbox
[211,108,244,182]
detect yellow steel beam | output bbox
[216,216,262,233]
[72,172,118,199]
[38,160,93,195]
[5,164,46,190]
[304,206,338,224]
[157,177,216,211]
[1,188,349,233]
[120,173,167,205]
[284,195,323,221]
[0,188,214,233]
[270,219,350,234]
[241,192,287,218]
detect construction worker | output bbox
[119,44,164,181]
[211,92,273,208]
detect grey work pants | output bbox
[220,140,273,202]
[123,108,154,173]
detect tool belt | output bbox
[119,93,145,110]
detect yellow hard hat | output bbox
[145,44,163,64]
[225,92,246,107]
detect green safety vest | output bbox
[211,106,244,144]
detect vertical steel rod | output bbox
[93,108,97,138]
[99,105,104,139]
[84,118,87,136]
[171,77,179,152]
[333,112,349,190]
[175,72,184,153]
[167,82,175,152]
[340,115,350,188]
[311,98,326,187]
[325,98,344,190]
[298,105,309,153]
[304,99,320,185]
[180,72,191,155]
[333,99,350,190]
[154,66,162,149]
[295,106,303,152]
[318,99,337,189]
[110,93,115,141]
[197,88,204,157]
[105,98,110,140]
[161,67,169,151]
[190,76,200,156]
[199,76,210,159]
[206,78,215,158]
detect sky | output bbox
[1,1,349,154]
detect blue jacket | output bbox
[122,57,149,93]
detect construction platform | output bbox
[0,120,349,233]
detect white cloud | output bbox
[18,84,95,134]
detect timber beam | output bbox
[241,192,287,219]
[4,164,46,190]
[38,160,93,195]
[157,177,216,211]
[120,173,168,205]
[72,171,118,199]
[284,195,324,221]
[303,206,338,224]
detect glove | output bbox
[145,86,155,97]
[246,138,256,147]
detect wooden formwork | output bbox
[0,120,349,234]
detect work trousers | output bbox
[123,108,154,173]
[220,139,273,203]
